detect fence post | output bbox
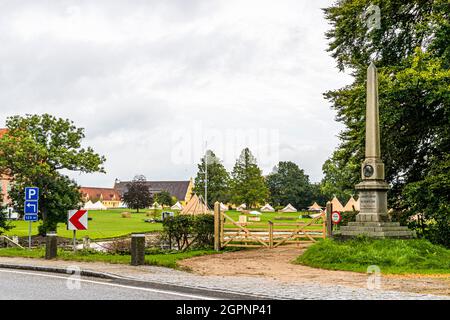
[326,201,333,238]
[268,221,274,248]
[214,202,221,251]
[131,233,145,266]
[220,206,224,248]
[45,232,57,259]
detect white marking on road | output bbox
[0,269,216,300]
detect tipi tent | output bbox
[180,194,211,215]
[151,202,162,210]
[82,200,94,210]
[236,203,247,211]
[343,196,359,212]
[85,201,107,210]
[280,203,297,212]
[308,202,323,212]
[82,200,106,210]
[260,204,275,212]
[171,201,183,210]
[219,202,228,211]
[330,196,344,212]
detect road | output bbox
[0,268,231,300]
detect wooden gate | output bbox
[213,202,326,250]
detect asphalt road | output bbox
[0,268,221,300]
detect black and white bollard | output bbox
[131,234,145,266]
[45,232,57,259]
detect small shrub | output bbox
[103,238,131,255]
[192,215,214,248]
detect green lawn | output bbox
[224,210,323,230]
[295,238,450,275]
[0,247,218,269]
[5,209,322,240]
[6,209,168,240]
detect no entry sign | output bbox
[331,211,342,224]
[68,210,88,230]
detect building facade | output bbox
[114,178,194,205]
[79,187,122,208]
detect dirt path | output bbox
[178,247,450,296]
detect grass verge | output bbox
[0,247,218,269]
[295,238,450,275]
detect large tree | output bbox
[122,175,153,213]
[322,0,450,245]
[230,148,269,208]
[0,202,12,235]
[154,190,174,207]
[266,161,314,209]
[193,150,230,207]
[0,114,105,234]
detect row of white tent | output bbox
[82,200,128,210]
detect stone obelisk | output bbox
[340,63,415,238]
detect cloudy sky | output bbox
[0,0,352,187]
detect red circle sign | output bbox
[331,211,342,224]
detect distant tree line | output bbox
[193,147,326,210]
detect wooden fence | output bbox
[213,202,326,250]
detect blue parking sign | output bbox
[24,201,38,214]
[24,215,38,222]
[25,187,39,201]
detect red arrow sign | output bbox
[68,210,88,230]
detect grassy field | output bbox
[0,247,217,269]
[295,238,450,275]
[5,209,320,239]
[5,209,168,240]
[224,210,323,230]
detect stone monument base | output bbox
[340,221,416,239]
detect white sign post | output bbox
[68,210,88,251]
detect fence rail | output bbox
[214,202,326,250]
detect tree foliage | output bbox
[0,114,105,234]
[322,0,450,245]
[154,190,174,207]
[122,175,152,213]
[230,148,269,208]
[266,161,314,209]
[193,150,230,207]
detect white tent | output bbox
[83,200,107,210]
[308,202,323,212]
[118,201,127,208]
[280,203,297,213]
[260,204,275,212]
[249,211,262,215]
[171,201,183,210]
[82,200,95,210]
[236,203,247,211]
[219,202,228,211]
[151,202,162,209]
[310,212,324,219]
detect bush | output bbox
[339,210,358,226]
[162,214,214,250]
[192,215,214,248]
[103,238,131,255]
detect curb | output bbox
[0,262,125,280]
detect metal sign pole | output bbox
[73,230,77,252]
[28,221,32,250]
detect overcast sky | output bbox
[0,0,352,187]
